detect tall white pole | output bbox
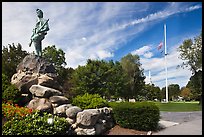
[148,70,151,84]
[164,24,168,103]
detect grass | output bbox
[153,101,202,112]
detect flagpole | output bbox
[148,70,152,85]
[164,24,168,103]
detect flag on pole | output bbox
[157,41,163,50]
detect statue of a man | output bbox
[29,9,49,57]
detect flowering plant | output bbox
[2,102,33,121]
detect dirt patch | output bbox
[103,125,149,135]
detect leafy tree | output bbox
[142,84,161,101]
[2,73,10,92]
[161,84,180,101]
[180,87,192,101]
[71,59,128,99]
[161,87,166,100]
[168,84,180,101]
[110,61,129,99]
[61,67,75,98]
[42,45,67,85]
[120,53,145,100]
[178,32,202,104]
[178,32,202,74]
[2,43,28,79]
[42,45,66,68]
[56,66,71,86]
[186,70,202,102]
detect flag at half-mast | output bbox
[157,41,163,50]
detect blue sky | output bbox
[2,2,202,89]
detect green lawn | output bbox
[154,101,202,112]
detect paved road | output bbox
[153,111,202,135]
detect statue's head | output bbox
[36,9,43,18]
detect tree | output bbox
[143,84,161,101]
[2,73,11,93]
[2,43,29,80]
[120,53,145,100]
[161,84,180,101]
[178,32,202,104]
[186,70,202,102]
[71,59,128,99]
[180,87,192,101]
[42,45,66,68]
[42,45,67,85]
[161,87,166,100]
[61,67,75,98]
[168,84,180,101]
[109,61,129,99]
[178,32,202,74]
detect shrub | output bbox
[2,102,33,121]
[2,111,70,135]
[2,84,22,103]
[2,73,21,104]
[109,101,160,131]
[2,73,10,91]
[72,93,109,109]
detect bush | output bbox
[2,111,70,135]
[2,73,10,91]
[2,84,22,103]
[2,73,21,104]
[72,93,109,109]
[109,101,160,131]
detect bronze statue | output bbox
[29,9,49,57]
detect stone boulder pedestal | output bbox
[29,85,63,98]
[11,54,61,94]
[16,54,56,74]
[27,98,53,113]
[11,72,39,94]
[76,109,101,126]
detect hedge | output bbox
[109,101,160,131]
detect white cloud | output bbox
[141,57,165,72]
[131,45,151,56]
[185,5,202,12]
[82,37,87,41]
[143,52,153,58]
[97,50,114,59]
